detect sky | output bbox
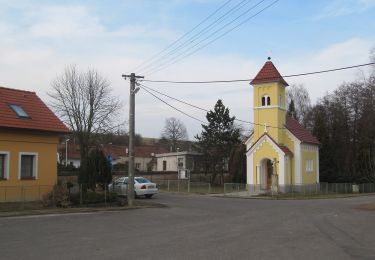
[0,0,374,139]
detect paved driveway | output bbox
[1,193,375,260]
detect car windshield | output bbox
[135,177,151,183]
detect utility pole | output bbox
[122,73,144,207]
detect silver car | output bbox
[109,177,158,198]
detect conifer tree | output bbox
[195,99,241,184]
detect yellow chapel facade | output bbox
[245,59,320,188]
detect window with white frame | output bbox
[261,95,271,107]
[306,159,313,172]
[135,163,141,169]
[0,152,9,180]
[19,153,38,179]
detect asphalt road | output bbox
[1,193,375,260]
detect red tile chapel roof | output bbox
[250,60,289,86]
[285,116,320,145]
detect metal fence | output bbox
[223,182,375,197]
[158,180,219,194]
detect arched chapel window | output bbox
[262,95,270,107]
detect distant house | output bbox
[154,151,202,172]
[116,145,168,171]
[57,143,81,168]
[101,144,128,165]
[58,143,168,172]
[0,86,70,201]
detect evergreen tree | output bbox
[228,144,246,183]
[287,99,298,119]
[195,99,241,184]
[87,148,112,190]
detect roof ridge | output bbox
[0,86,36,94]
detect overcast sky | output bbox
[1,0,374,139]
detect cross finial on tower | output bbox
[267,50,272,61]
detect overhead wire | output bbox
[136,0,253,74]
[138,82,301,131]
[143,0,279,76]
[131,0,234,73]
[139,83,206,124]
[139,62,375,84]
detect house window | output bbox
[261,95,271,107]
[0,152,9,180]
[19,153,38,179]
[135,163,141,169]
[163,160,167,171]
[9,104,30,118]
[306,159,313,172]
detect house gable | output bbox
[247,133,293,157]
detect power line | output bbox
[139,84,206,124]
[132,0,234,73]
[138,82,301,131]
[137,0,254,74]
[140,62,375,84]
[144,0,279,76]
[139,83,207,112]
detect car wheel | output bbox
[145,194,153,199]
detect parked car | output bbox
[108,177,158,198]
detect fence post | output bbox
[167,180,170,192]
[208,183,211,194]
[104,184,107,206]
[4,186,7,202]
[21,186,25,210]
[80,184,83,205]
[52,186,55,206]
[188,180,190,193]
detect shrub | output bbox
[42,184,70,208]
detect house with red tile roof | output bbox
[114,144,169,171]
[245,59,320,190]
[0,86,70,201]
[57,143,169,172]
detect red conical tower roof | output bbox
[250,58,289,86]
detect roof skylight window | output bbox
[9,104,30,118]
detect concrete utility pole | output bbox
[122,73,143,207]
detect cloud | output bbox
[28,6,104,39]
[316,0,375,19]
[283,38,374,101]
[0,1,373,139]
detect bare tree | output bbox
[286,84,311,125]
[161,117,188,152]
[49,65,121,189]
[371,46,375,76]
